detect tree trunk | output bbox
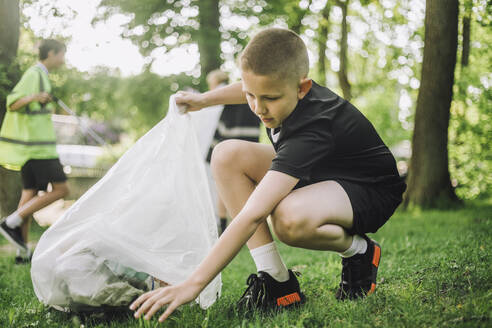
[317,3,331,87]
[0,167,22,217]
[403,0,460,209]
[0,0,22,217]
[0,0,19,65]
[461,6,471,68]
[197,0,221,90]
[0,0,20,129]
[337,0,352,100]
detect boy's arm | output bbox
[189,169,299,286]
[7,68,51,111]
[131,170,299,322]
[175,82,247,112]
[9,93,51,111]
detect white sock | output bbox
[339,234,368,258]
[16,247,31,258]
[250,242,290,282]
[5,212,23,229]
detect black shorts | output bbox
[334,179,406,236]
[21,158,67,191]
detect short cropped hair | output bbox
[206,69,229,85]
[39,39,66,60]
[240,28,309,82]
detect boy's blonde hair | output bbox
[240,28,309,83]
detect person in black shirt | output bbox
[268,80,405,235]
[131,28,406,322]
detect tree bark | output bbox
[337,0,352,100]
[461,6,471,68]
[0,0,20,129]
[0,167,22,217]
[403,0,460,208]
[197,0,221,90]
[317,3,331,87]
[0,0,19,65]
[0,0,22,217]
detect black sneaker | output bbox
[335,236,381,300]
[15,254,32,265]
[15,248,33,265]
[0,220,28,250]
[237,269,305,313]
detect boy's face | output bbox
[241,70,312,129]
[47,49,66,69]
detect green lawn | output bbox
[1,201,491,327]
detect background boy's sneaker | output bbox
[0,219,28,250]
[237,269,305,313]
[336,236,381,300]
[15,248,33,265]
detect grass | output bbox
[1,201,491,328]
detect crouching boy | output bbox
[131,28,406,322]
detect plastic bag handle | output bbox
[170,94,187,115]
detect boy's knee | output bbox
[272,199,305,246]
[211,140,244,173]
[62,186,70,198]
[54,183,70,198]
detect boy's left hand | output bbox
[130,281,201,322]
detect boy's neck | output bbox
[38,60,50,73]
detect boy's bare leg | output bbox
[271,180,354,252]
[271,181,384,300]
[17,189,37,243]
[211,140,275,249]
[212,140,354,252]
[17,182,69,223]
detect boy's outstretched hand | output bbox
[175,82,246,113]
[130,281,201,322]
[175,91,206,112]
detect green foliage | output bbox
[449,7,491,200]
[1,202,491,327]
[51,68,192,139]
[0,59,21,131]
[352,82,411,147]
[0,64,21,109]
[227,0,312,34]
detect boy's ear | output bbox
[297,78,312,100]
[47,49,55,59]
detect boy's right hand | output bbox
[33,92,52,104]
[174,91,206,112]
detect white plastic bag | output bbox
[31,95,221,311]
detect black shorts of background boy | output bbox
[131,28,406,323]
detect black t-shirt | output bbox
[206,103,260,162]
[267,81,403,189]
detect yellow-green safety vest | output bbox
[0,65,58,171]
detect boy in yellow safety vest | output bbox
[0,39,69,264]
